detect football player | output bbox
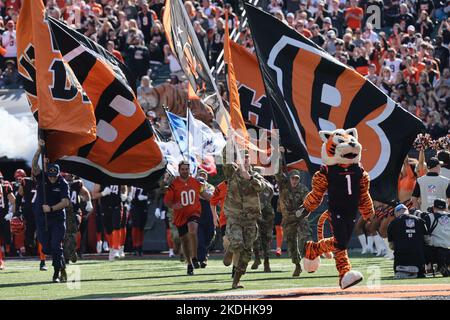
[164,161,212,275]
[92,184,128,261]
[0,171,16,270]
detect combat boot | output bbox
[251,256,261,270]
[223,248,233,266]
[59,267,67,283]
[293,263,302,277]
[71,252,77,263]
[232,270,244,289]
[52,268,60,283]
[263,258,271,272]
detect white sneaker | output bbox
[340,270,363,290]
[96,241,103,254]
[103,241,109,252]
[118,246,125,258]
[114,249,120,259]
[384,251,394,260]
[169,248,175,258]
[109,249,116,261]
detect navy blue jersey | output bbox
[324,164,363,215]
[69,180,83,212]
[34,173,70,215]
[21,178,36,208]
[131,187,148,208]
[100,185,122,208]
[0,180,13,214]
[387,214,427,254]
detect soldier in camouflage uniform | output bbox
[275,148,312,277]
[63,175,93,264]
[63,203,78,264]
[222,147,265,289]
[251,175,274,272]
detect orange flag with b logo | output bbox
[17,0,96,157]
[17,0,165,189]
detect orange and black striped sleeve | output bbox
[358,171,374,220]
[317,210,331,241]
[303,171,328,212]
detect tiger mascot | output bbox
[298,128,375,290]
[145,82,214,125]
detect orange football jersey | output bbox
[210,181,228,228]
[164,177,202,227]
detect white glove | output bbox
[85,200,93,213]
[138,194,148,201]
[160,210,166,220]
[124,203,131,212]
[120,194,128,202]
[155,207,161,218]
[4,212,13,221]
[101,187,111,197]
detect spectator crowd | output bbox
[0,0,449,138]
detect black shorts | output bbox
[177,216,199,237]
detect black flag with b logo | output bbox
[244,3,424,203]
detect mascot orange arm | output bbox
[303,169,328,213]
[358,171,375,221]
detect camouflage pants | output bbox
[282,214,312,264]
[226,216,258,274]
[63,232,77,262]
[64,205,78,262]
[253,208,274,259]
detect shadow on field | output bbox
[67,288,227,300]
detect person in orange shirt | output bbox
[345,0,363,31]
[295,20,312,39]
[402,56,419,83]
[164,161,212,275]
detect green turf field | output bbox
[1,252,449,300]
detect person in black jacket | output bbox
[388,204,428,279]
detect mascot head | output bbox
[319,128,361,166]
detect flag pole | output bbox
[163,105,186,161]
[38,128,48,232]
[187,102,190,170]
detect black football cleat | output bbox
[40,260,48,271]
[192,257,200,269]
[59,268,67,283]
[187,264,194,276]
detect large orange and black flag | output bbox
[16,0,96,158]
[223,11,249,149]
[163,0,230,135]
[230,40,307,172]
[17,0,166,189]
[244,3,424,203]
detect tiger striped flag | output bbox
[244,3,424,202]
[162,0,231,136]
[17,0,166,189]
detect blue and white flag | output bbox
[166,111,197,175]
[187,108,227,157]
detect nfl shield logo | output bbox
[427,185,437,193]
[439,216,449,225]
[405,219,415,228]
